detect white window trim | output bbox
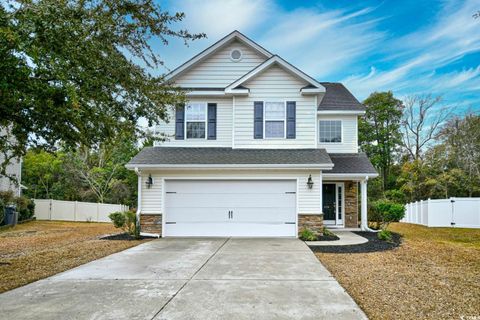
[185,102,207,140]
[318,119,343,144]
[263,101,287,139]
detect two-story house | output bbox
[127,31,377,237]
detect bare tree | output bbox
[401,94,451,160]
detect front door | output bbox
[323,183,344,226]
[323,184,336,222]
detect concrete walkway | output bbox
[306,231,369,246]
[0,238,367,320]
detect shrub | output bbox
[108,210,139,238]
[0,199,4,225]
[109,212,126,229]
[15,197,35,221]
[0,190,15,205]
[322,227,335,237]
[299,228,317,241]
[384,189,406,204]
[371,199,405,230]
[378,229,392,242]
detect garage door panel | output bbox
[165,207,230,223]
[166,180,296,194]
[163,222,296,237]
[164,180,297,237]
[233,207,296,223]
[166,193,296,209]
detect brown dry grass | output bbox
[0,221,151,293]
[315,223,480,320]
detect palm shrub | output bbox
[299,228,317,241]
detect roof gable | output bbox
[165,31,272,83]
[225,56,325,94]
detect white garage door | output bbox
[164,180,296,237]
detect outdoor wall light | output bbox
[146,174,153,189]
[307,175,314,189]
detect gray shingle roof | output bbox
[318,82,365,111]
[127,148,377,175]
[127,147,332,166]
[328,153,377,174]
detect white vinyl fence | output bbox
[34,199,129,223]
[402,198,480,228]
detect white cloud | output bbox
[172,0,272,39]
[259,7,385,78]
[343,0,480,101]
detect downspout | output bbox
[134,168,142,232]
[360,176,377,232]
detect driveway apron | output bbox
[0,238,367,320]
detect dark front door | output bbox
[323,184,336,221]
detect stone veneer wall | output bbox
[344,181,358,228]
[298,214,324,237]
[140,214,162,235]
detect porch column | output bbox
[319,170,323,214]
[360,179,368,231]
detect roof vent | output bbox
[230,49,242,62]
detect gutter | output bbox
[126,163,334,170]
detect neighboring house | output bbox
[0,128,22,197]
[127,31,378,237]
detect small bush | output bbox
[15,196,34,221]
[371,199,405,230]
[0,191,15,205]
[299,228,317,241]
[0,199,4,225]
[108,210,139,238]
[378,229,392,242]
[109,212,126,229]
[322,227,335,237]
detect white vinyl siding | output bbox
[317,115,358,153]
[139,169,322,215]
[173,40,267,88]
[154,98,232,147]
[234,66,316,148]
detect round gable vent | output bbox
[230,49,243,62]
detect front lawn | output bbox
[0,221,151,293]
[315,223,480,320]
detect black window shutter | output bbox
[175,104,185,140]
[207,103,217,140]
[286,101,296,139]
[254,101,263,139]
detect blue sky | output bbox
[153,0,480,113]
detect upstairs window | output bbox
[185,103,207,139]
[319,120,342,143]
[264,102,286,139]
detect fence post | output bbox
[450,197,455,227]
[420,200,424,225]
[96,203,100,221]
[427,198,431,227]
[74,201,77,222]
[49,199,52,220]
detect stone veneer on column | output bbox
[344,181,358,228]
[298,214,324,237]
[140,214,162,235]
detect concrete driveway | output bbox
[0,238,366,319]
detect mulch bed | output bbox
[315,234,340,241]
[309,231,402,253]
[100,232,156,241]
